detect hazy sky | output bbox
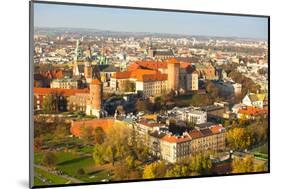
[33,3,268,39]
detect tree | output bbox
[124,80,136,92]
[43,151,57,167]
[188,153,212,175]
[54,124,70,140]
[165,165,189,177]
[143,161,167,179]
[104,146,117,166]
[125,155,136,170]
[135,99,151,113]
[80,125,94,144]
[113,161,130,180]
[190,94,212,106]
[232,155,254,173]
[34,137,43,152]
[77,168,85,176]
[94,127,105,144]
[92,144,105,165]
[42,95,55,113]
[205,81,219,99]
[227,127,251,151]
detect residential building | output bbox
[50,77,79,89]
[242,92,268,109]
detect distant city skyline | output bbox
[34,3,268,40]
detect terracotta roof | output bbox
[189,129,203,139]
[166,58,178,64]
[70,118,115,137]
[210,125,224,134]
[92,79,101,85]
[34,87,89,96]
[161,134,191,143]
[113,69,167,82]
[238,106,267,116]
[137,73,167,82]
[180,62,191,69]
[128,61,166,71]
[112,71,132,79]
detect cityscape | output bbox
[32,3,269,187]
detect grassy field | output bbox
[34,167,70,185]
[57,155,110,182]
[251,142,268,154]
[34,176,45,186]
[35,151,110,183]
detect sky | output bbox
[33,2,268,39]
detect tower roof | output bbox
[166,58,179,64]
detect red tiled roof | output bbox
[180,62,191,69]
[161,134,191,143]
[238,106,267,116]
[112,71,132,79]
[210,125,224,134]
[166,58,178,64]
[92,79,101,85]
[34,87,89,96]
[189,129,203,139]
[129,61,167,71]
[137,73,167,82]
[112,69,167,82]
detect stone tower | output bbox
[86,79,102,118]
[167,58,180,92]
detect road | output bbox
[34,164,83,184]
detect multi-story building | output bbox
[195,62,216,80]
[237,106,268,120]
[167,106,207,124]
[111,69,168,97]
[34,87,89,112]
[146,123,225,163]
[50,77,79,89]
[186,68,199,91]
[34,78,106,117]
[127,59,199,94]
[242,92,268,109]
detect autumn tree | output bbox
[43,151,57,167]
[143,161,167,179]
[80,125,94,145]
[165,164,189,177]
[135,99,151,113]
[232,155,254,173]
[188,153,212,175]
[42,95,55,113]
[227,127,251,151]
[124,80,136,92]
[92,143,105,165]
[205,81,219,100]
[93,127,106,144]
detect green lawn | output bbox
[34,146,109,183]
[34,167,70,185]
[34,176,45,186]
[251,142,268,154]
[57,155,109,182]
